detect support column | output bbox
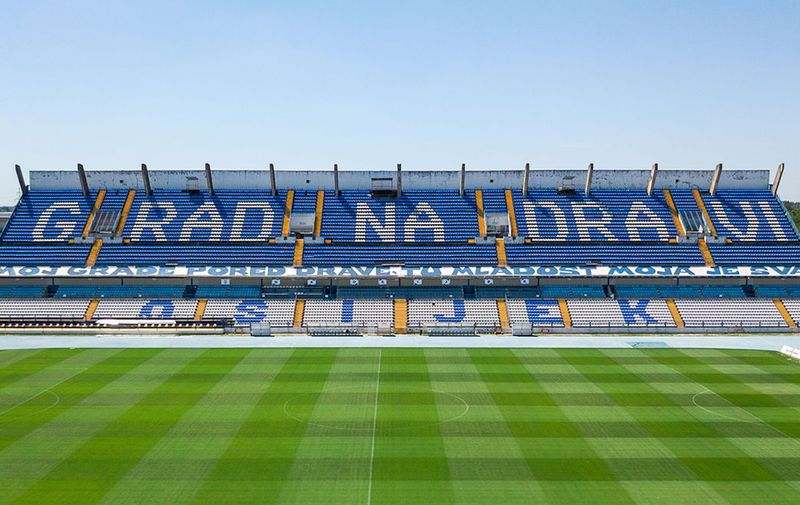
[772,163,785,196]
[709,163,722,196]
[396,163,402,196]
[15,165,27,195]
[522,163,530,196]
[646,163,658,196]
[77,163,89,196]
[141,163,152,195]
[204,163,215,194]
[584,163,594,195]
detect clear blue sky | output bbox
[1,1,798,205]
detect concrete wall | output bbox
[29,167,771,192]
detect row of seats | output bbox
[302,244,498,266]
[674,298,787,328]
[511,190,677,242]
[202,299,295,326]
[754,285,800,298]
[95,245,295,266]
[4,188,796,245]
[614,284,746,298]
[194,285,262,298]
[320,190,479,242]
[0,297,795,328]
[506,244,705,265]
[407,299,500,328]
[92,299,198,319]
[335,287,463,299]
[2,283,797,299]
[4,242,800,267]
[122,190,289,242]
[700,190,798,242]
[567,299,676,327]
[56,285,185,298]
[303,299,394,327]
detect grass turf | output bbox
[0,347,799,504]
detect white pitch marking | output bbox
[367,349,381,505]
[0,367,86,418]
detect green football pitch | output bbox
[1,347,799,504]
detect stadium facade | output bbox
[1,164,799,335]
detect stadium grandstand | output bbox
[1,162,799,336]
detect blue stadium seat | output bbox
[121,190,289,242]
[95,244,295,266]
[708,244,800,265]
[56,285,186,298]
[615,284,745,298]
[336,287,464,299]
[0,285,47,297]
[2,190,98,242]
[506,244,704,266]
[0,245,90,266]
[320,190,479,242]
[303,244,497,266]
[539,285,606,298]
[195,285,262,298]
[754,285,800,298]
[702,190,798,242]
[512,189,677,241]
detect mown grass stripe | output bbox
[16,348,248,505]
[614,349,800,501]
[189,348,340,504]
[369,348,456,504]
[2,349,208,503]
[427,349,549,504]
[0,349,129,448]
[473,349,637,504]
[277,349,380,504]
[0,348,86,392]
[96,348,295,505]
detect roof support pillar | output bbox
[709,163,722,196]
[396,163,402,196]
[333,163,340,196]
[141,163,152,195]
[459,163,466,196]
[77,163,89,196]
[204,163,214,194]
[646,163,658,196]
[772,163,785,196]
[269,163,277,196]
[584,163,594,195]
[15,164,27,195]
[522,162,530,196]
